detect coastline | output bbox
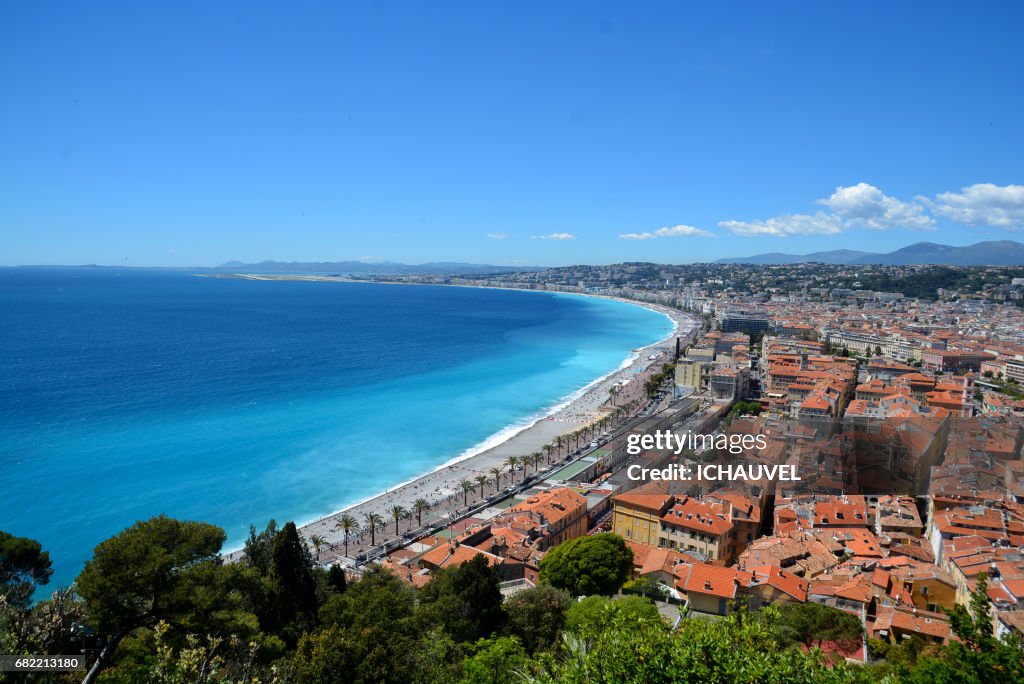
[218,278,696,563]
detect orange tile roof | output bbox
[661,496,734,536]
[748,565,809,601]
[613,490,674,513]
[678,563,752,599]
[419,543,503,570]
[507,487,587,527]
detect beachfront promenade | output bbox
[290,302,698,567]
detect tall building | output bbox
[721,311,770,336]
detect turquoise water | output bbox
[0,268,673,590]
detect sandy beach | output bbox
[221,284,696,566]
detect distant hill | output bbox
[716,240,1024,266]
[213,260,544,275]
[716,249,873,265]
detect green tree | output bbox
[413,498,431,527]
[459,635,533,684]
[502,585,571,654]
[364,511,384,546]
[489,466,503,493]
[459,478,476,506]
[309,533,326,561]
[268,521,319,642]
[536,603,870,683]
[623,575,664,600]
[419,554,505,643]
[327,564,347,594]
[320,565,415,632]
[530,452,544,472]
[335,513,359,558]
[291,623,366,684]
[538,533,633,597]
[776,602,863,651]
[312,566,430,683]
[75,515,227,683]
[243,519,278,574]
[0,530,53,609]
[143,619,269,684]
[564,595,661,636]
[389,504,407,536]
[504,456,520,484]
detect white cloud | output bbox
[486,233,509,239]
[719,212,842,237]
[925,183,1024,230]
[817,182,934,230]
[533,232,575,240]
[619,224,713,240]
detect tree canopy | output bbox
[75,515,228,682]
[0,530,53,609]
[419,554,505,643]
[538,533,633,596]
[502,585,571,653]
[776,602,864,650]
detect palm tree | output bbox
[413,498,430,526]
[309,534,325,561]
[458,479,475,506]
[556,434,566,457]
[530,452,543,472]
[363,511,384,546]
[610,384,621,406]
[505,456,520,483]
[474,475,489,497]
[489,466,503,492]
[335,514,359,558]
[389,504,406,536]
[543,443,554,464]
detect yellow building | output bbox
[675,359,707,390]
[611,486,673,546]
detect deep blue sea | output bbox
[0,268,672,590]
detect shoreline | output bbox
[217,276,696,562]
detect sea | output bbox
[0,268,674,591]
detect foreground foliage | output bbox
[3,520,1023,683]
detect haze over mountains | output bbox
[15,240,1024,272]
[715,240,1024,266]
[215,260,544,275]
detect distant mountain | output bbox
[716,240,1024,266]
[716,249,873,265]
[213,260,544,275]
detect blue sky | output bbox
[2,2,1023,267]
